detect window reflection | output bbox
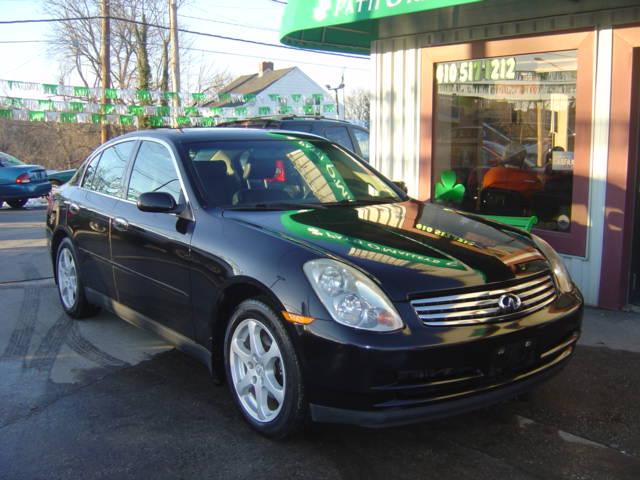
[127,141,182,203]
[433,51,577,231]
[88,142,134,197]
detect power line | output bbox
[177,14,279,32]
[0,16,369,60]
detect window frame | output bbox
[419,31,595,257]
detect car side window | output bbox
[89,142,134,197]
[353,128,370,161]
[324,126,355,151]
[284,123,313,133]
[81,153,102,190]
[127,141,182,204]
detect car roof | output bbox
[217,116,369,130]
[114,127,329,145]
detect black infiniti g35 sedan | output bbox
[46,128,583,438]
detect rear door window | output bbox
[89,142,135,197]
[324,126,355,152]
[283,123,313,133]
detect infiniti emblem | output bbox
[497,293,522,314]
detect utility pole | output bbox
[326,74,345,120]
[169,0,181,127]
[100,0,110,143]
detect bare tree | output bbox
[344,88,371,127]
[44,0,178,90]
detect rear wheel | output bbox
[224,299,306,439]
[7,199,27,209]
[55,237,99,319]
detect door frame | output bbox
[599,26,640,309]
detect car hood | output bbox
[223,200,549,301]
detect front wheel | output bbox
[7,199,27,209]
[55,238,99,319]
[224,299,306,438]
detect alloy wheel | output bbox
[229,318,286,423]
[57,247,78,309]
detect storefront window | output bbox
[432,51,577,232]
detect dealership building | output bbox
[281,0,640,309]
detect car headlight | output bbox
[532,235,574,293]
[303,259,403,332]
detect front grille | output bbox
[411,273,556,326]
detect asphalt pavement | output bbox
[0,203,639,480]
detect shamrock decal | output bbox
[434,170,465,205]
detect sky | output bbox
[0,0,372,96]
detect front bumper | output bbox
[0,181,51,200]
[295,292,583,427]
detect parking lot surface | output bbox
[0,204,639,479]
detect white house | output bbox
[207,62,337,120]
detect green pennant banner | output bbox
[243,93,257,102]
[148,116,164,127]
[218,93,231,103]
[235,107,248,116]
[268,94,280,102]
[176,116,190,126]
[303,105,315,115]
[91,113,103,124]
[28,110,45,122]
[105,88,118,100]
[60,112,77,123]
[137,90,151,102]
[291,94,302,103]
[119,115,134,126]
[184,106,198,116]
[191,92,206,102]
[102,104,116,114]
[73,86,90,97]
[211,107,223,115]
[156,106,170,117]
[69,101,84,112]
[279,106,292,114]
[201,117,215,127]
[128,105,145,115]
[163,91,177,100]
[323,103,335,113]
[0,109,11,119]
[43,84,58,95]
[38,99,54,110]
[258,106,271,115]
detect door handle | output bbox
[113,217,129,232]
[68,203,80,214]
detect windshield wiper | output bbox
[225,202,328,211]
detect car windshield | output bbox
[0,153,23,167]
[184,136,404,209]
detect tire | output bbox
[7,199,28,209]
[55,237,100,319]
[224,299,306,439]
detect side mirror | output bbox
[393,181,408,194]
[137,192,177,213]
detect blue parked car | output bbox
[0,152,51,209]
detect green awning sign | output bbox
[281,0,483,54]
